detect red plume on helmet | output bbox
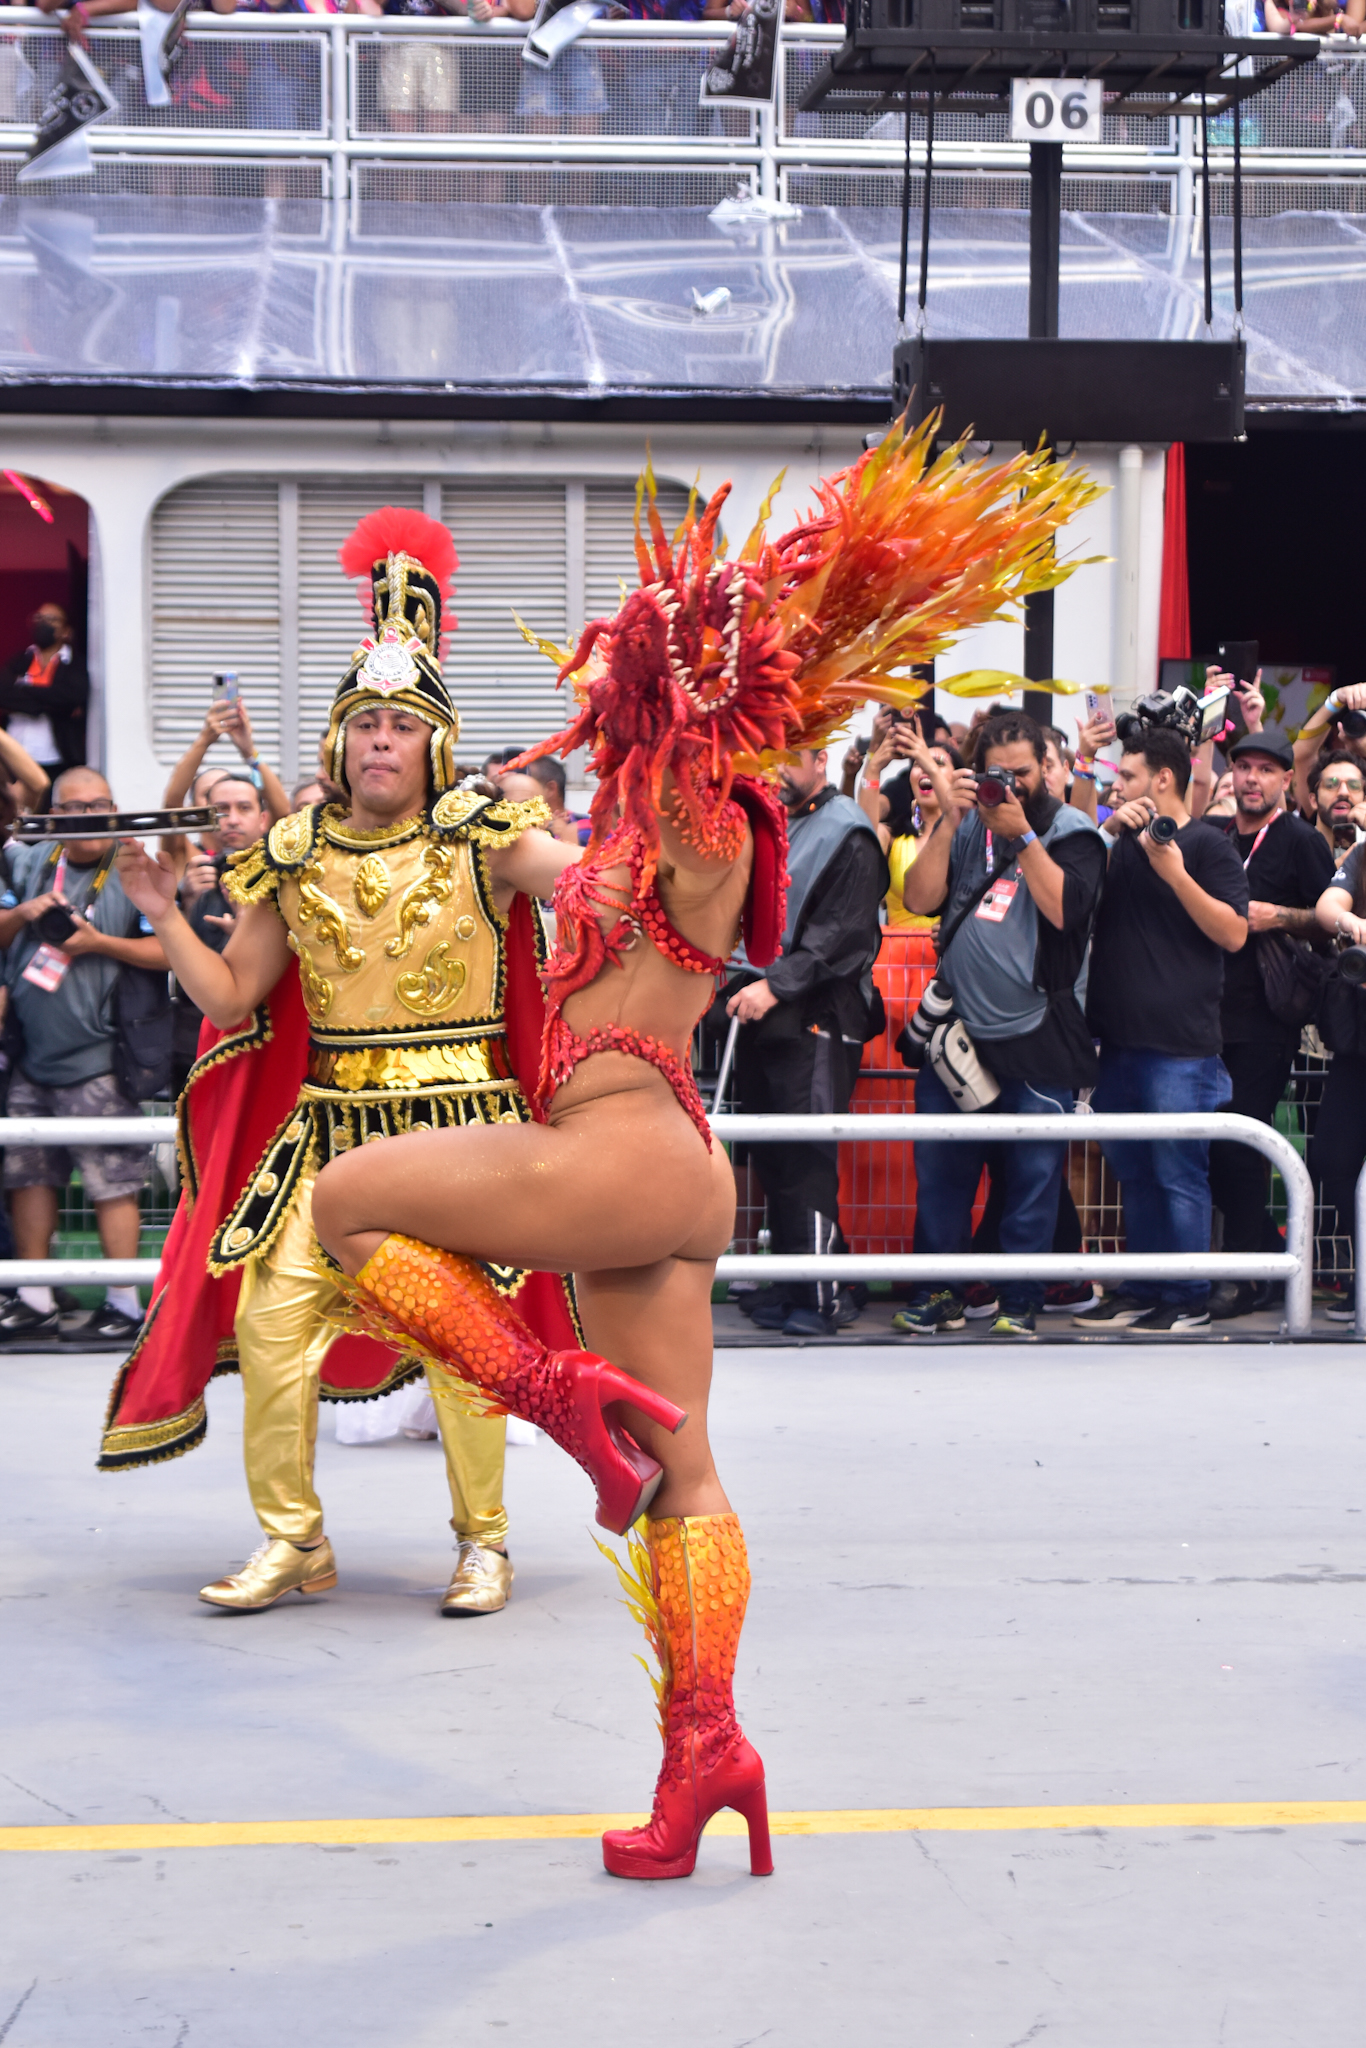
[338,507,459,658]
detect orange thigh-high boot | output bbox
[341,1235,686,1535]
[603,1513,773,1881]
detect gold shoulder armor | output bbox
[431,790,551,845]
[429,788,484,834]
[266,806,322,869]
[222,838,279,908]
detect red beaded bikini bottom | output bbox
[541,1013,713,1150]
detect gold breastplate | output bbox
[277,816,508,1098]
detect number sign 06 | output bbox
[1009,78,1102,143]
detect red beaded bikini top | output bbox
[534,778,787,1113]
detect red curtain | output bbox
[1157,441,1190,665]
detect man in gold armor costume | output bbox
[103,508,580,1615]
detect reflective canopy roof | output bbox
[1,193,1362,411]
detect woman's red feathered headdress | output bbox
[512,418,1103,884]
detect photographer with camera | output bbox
[1080,725,1249,1332]
[0,768,169,1346]
[893,709,1106,1338]
[1204,730,1335,1319]
[169,770,269,1097]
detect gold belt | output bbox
[305,1036,512,1095]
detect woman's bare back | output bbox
[553,827,754,1110]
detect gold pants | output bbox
[234,1174,508,1550]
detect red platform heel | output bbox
[603,1731,774,1881]
[601,1513,775,1881]
[347,1237,686,1535]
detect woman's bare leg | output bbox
[312,1084,737,1507]
[574,1253,729,1519]
[313,1085,716,1281]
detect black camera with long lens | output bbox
[1339,944,1366,987]
[974,764,1019,809]
[1146,813,1180,845]
[896,976,956,1070]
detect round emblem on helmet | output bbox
[359,629,421,695]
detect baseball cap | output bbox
[1227,730,1294,770]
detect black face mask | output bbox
[30,620,58,650]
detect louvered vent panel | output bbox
[440,483,567,760]
[149,476,281,776]
[584,478,691,629]
[296,476,425,770]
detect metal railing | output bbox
[0,1117,174,1290]
[0,1109,1318,1335]
[0,12,1365,209]
[711,1112,1316,1337]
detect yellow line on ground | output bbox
[2,1802,1365,1853]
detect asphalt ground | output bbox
[1,1345,1363,2046]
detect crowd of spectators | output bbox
[0,605,1364,1351]
[727,667,1366,1339]
[19,0,840,39]
[5,0,841,148]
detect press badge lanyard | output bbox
[22,845,115,993]
[976,824,1024,924]
[46,841,115,899]
[1240,815,1277,872]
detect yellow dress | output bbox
[886,832,938,932]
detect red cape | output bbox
[99,894,578,1470]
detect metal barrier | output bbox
[0,1108,1320,1331]
[712,1112,1316,1338]
[0,1118,175,1291]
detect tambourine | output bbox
[12,806,220,844]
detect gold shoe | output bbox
[440,1541,513,1617]
[199,1537,338,1612]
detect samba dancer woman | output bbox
[306,424,1100,1881]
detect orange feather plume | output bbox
[768,413,1105,748]
[513,415,1102,877]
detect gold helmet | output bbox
[326,507,460,798]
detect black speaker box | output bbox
[892,336,1245,443]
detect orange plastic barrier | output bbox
[838,931,935,1254]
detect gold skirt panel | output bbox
[207,1079,529,1279]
